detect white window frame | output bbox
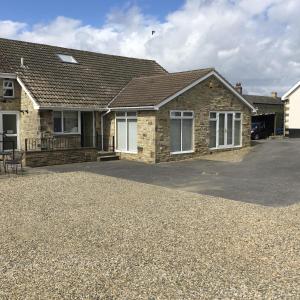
[3,79,15,98]
[209,111,242,150]
[0,111,20,151]
[170,110,194,155]
[115,111,138,154]
[53,111,81,135]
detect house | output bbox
[234,83,284,137]
[0,38,255,166]
[282,81,300,137]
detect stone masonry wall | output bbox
[25,148,98,167]
[19,90,41,150]
[155,76,252,163]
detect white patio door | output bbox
[0,111,19,151]
[218,112,234,148]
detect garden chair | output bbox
[5,150,25,175]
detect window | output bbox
[209,112,242,149]
[170,111,194,154]
[57,54,78,64]
[3,80,14,98]
[53,111,80,134]
[116,112,137,152]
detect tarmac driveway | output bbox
[43,138,300,207]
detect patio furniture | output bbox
[0,151,13,174]
[4,151,24,175]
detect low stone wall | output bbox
[25,148,98,167]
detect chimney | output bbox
[235,82,242,94]
[271,91,278,98]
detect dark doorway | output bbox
[81,112,94,147]
[252,114,275,138]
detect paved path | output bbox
[41,139,300,206]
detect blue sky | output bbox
[0,0,300,95]
[2,0,184,26]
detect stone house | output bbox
[0,38,255,166]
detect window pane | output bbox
[227,113,233,145]
[53,111,62,133]
[235,113,241,119]
[116,119,127,151]
[116,112,126,117]
[210,112,216,119]
[4,81,13,87]
[234,120,241,146]
[3,88,13,97]
[171,111,181,118]
[171,119,181,152]
[127,112,137,117]
[219,113,225,146]
[209,120,217,148]
[3,114,17,134]
[182,119,193,151]
[3,136,17,150]
[127,119,137,152]
[63,111,78,133]
[183,112,193,117]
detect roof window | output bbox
[57,54,78,64]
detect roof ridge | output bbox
[0,37,159,63]
[132,67,214,80]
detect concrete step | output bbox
[97,151,116,157]
[97,154,119,162]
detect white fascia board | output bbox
[282,81,300,100]
[109,106,157,111]
[0,73,17,79]
[154,71,257,113]
[17,77,40,109]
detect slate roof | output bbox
[0,38,167,109]
[243,95,283,106]
[110,68,214,107]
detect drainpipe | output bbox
[100,109,111,151]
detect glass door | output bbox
[226,113,234,146]
[0,112,19,151]
[218,113,225,146]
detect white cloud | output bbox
[0,0,300,95]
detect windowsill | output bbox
[115,150,138,154]
[209,145,242,150]
[53,132,81,135]
[170,150,194,155]
[2,97,15,100]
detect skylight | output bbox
[57,54,78,64]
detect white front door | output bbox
[0,111,19,151]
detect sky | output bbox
[1,0,300,96]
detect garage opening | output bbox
[252,114,275,139]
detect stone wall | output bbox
[155,76,252,163]
[25,148,98,167]
[19,90,41,149]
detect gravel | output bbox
[0,172,299,299]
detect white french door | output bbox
[218,112,234,148]
[0,111,19,151]
[209,112,242,149]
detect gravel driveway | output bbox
[0,172,299,299]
